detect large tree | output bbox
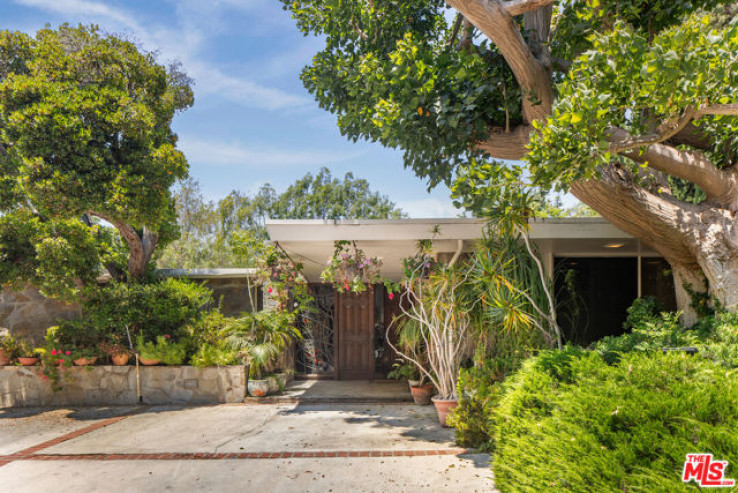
[283,1,738,322]
[0,25,192,284]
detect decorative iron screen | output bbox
[295,284,335,374]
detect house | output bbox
[0,217,676,381]
[265,217,676,380]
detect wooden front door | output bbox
[336,290,374,380]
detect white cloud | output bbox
[15,0,143,31]
[13,0,308,111]
[179,138,365,167]
[397,198,463,218]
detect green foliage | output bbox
[493,350,738,492]
[136,335,186,365]
[189,344,240,368]
[77,278,213,342]
[0,24,192,283]
[469,229,557,353]
[282,1,519,187]
[158,169,404,269]
[593,297,738,367]
[0,211,101,299]
[386,362,418,381]
[0,334,19,358]
[224,310,302,378]
[529,14,738,192]
[446,359,506,452]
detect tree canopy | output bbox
[283,1,738,321]
[158,167,406,268]
[0,24,193,292]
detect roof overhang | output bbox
[265,217,658,282]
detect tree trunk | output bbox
[670,261,707,326]
[88,211,158,281]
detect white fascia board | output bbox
[157,268,258,279]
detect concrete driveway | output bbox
[0,404,495,492]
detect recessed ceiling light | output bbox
[604,242,625,248]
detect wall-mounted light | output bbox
[604,242,625,248]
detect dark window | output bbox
[555,258,637,346]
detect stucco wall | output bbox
[0,286,80,343]
[0,365,247,408]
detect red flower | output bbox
[65,351,71,355]
[51,350,57,356]
[164,335,171,339]
[267,286,273,293]
[388,293,394,300]
[59,359,64,363]
[42,376,47,380]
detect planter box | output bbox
[0,365,247,408]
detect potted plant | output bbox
[224,310,302,397]
[388,265,474,425]
[72,347,100,366]
[100,337,133,366]
[0,335,19,366]
[320,240,387,294]
[17,340,40,366]
[136,335,186,366]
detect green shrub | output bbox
[492,350,738,492]
[182,309,234,356]
[446,359,506,451]
[80,278,213,342]
[136,335,186,365]
[190,343,240,367]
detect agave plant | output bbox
[223,310,302,379]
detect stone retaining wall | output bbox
[0,365,247,408]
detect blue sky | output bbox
[1,0,463,217]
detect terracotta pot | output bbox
[111,354,130,366]
[18,357,39,366]
[139,358,160,366]
[432,397,458,427]
[0,349,10,366]
[248,379,270,397]
[407,379,420,390]
[410,384,434,406]
[73,357,98,366]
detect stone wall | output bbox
[0,365,247,408]
[0,286,80,343]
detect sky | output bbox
[1,0,464,217]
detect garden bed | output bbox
[0,365,247,407]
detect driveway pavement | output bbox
[0,403,495,492]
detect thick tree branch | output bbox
[477,124,532,159]
[570,167,701,264]
[609,128,738,209]
[609,108,697,153]
[446,0,553,122]
[502,0,556,16]
[668,122,712,150]
[696,103,738,117]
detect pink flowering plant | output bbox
[321,240,399,295]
